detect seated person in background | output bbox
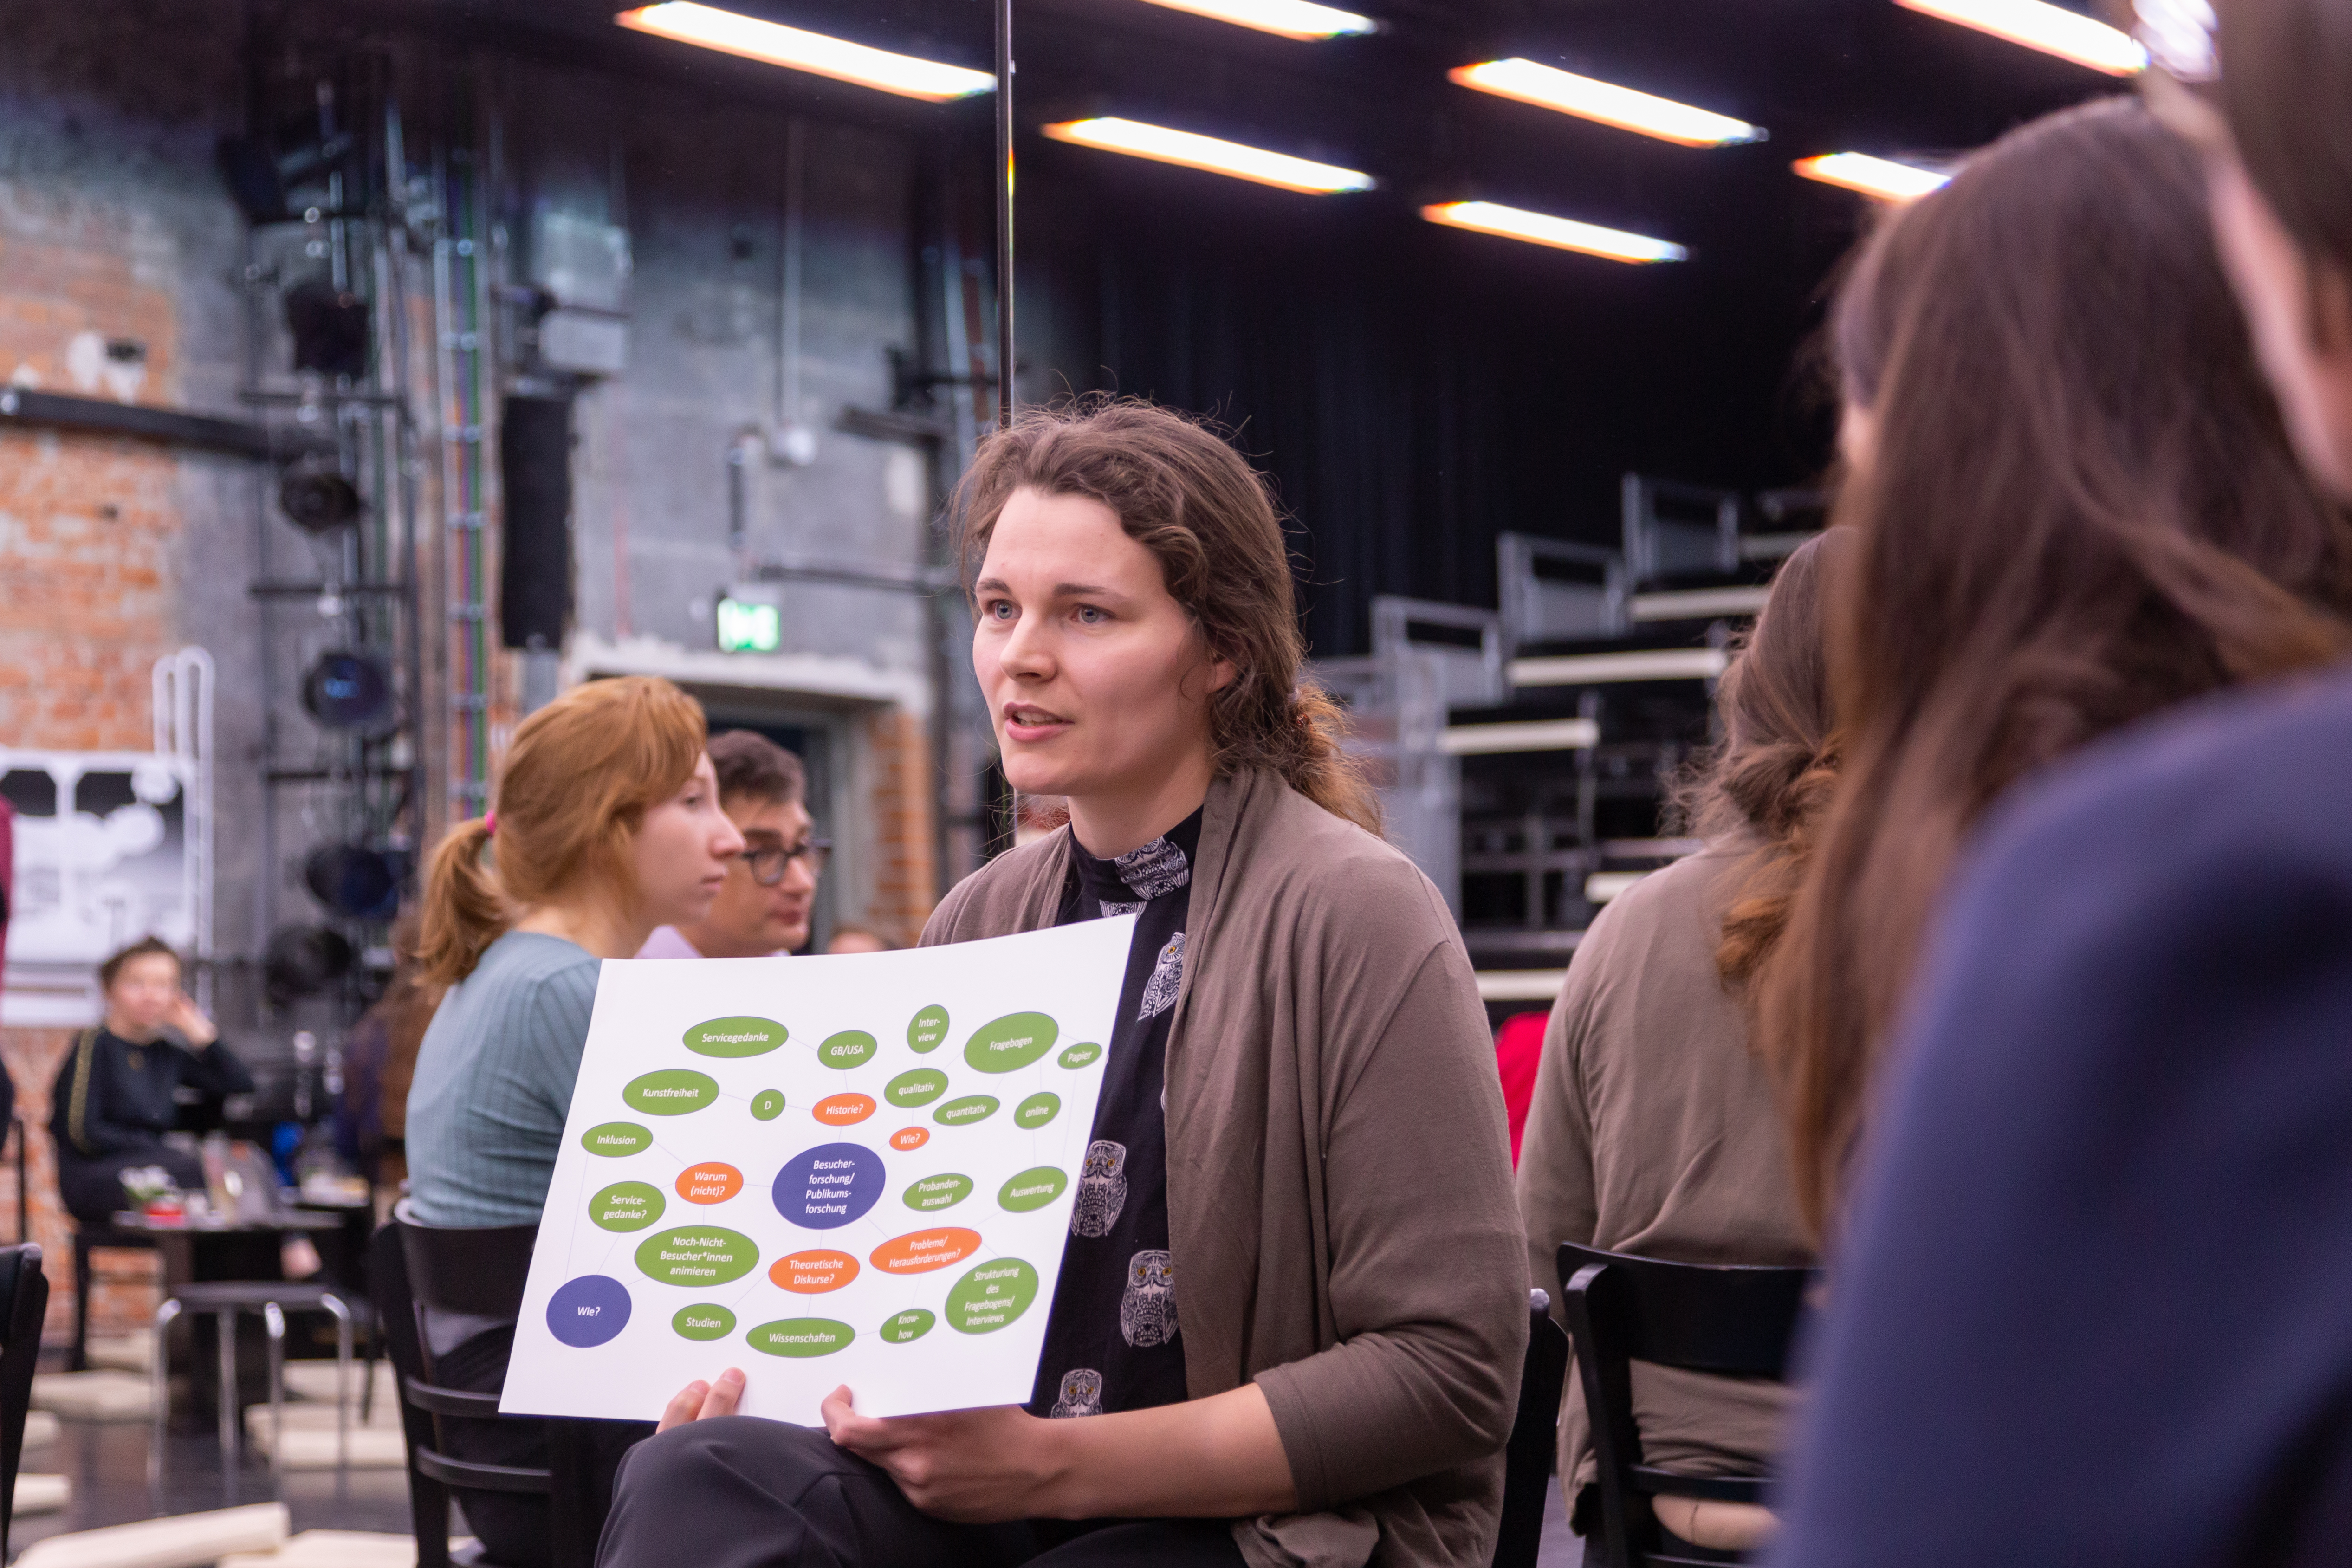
[404,674,745,1568]
[1759,98,2352,1237]
[1516,532,1839,1561]
[51,936,254,1224]
[1491,1010,1544,1165]
[823,921,893,954]
[637,729,823,959]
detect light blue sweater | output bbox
[405,931,601,1227]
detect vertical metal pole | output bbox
[994,0,1015,431]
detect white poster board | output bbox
[501,917,1135,1424]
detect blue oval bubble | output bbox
[546,1275,632,1348]
[772,1143,886,1231]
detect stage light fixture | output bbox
[1421,201,1686,265]
[615,3,996,101]
[1794,153,1953,202]
[1896,0,2148,74]
[263,923,355,1003]
[1041,118,1373,194]
[304,844,402,921]
[277,459,363,535]
[1132,0,1376,40]
[1448,59,1764,147]
[302,650,397,734]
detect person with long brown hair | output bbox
[1516,531,1841,1563]
[1760,96,2352,1238]
[601,398,1526,1568]
[404,674,744,1568]
[1761,4,2352,1562]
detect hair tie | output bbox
[484,810,498,838]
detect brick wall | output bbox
[863,706,937,946]
[0,194,194,1342]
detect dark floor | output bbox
[10,1401,1588,1564]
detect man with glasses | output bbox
[638,730,829,959]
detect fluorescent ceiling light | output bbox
[615,3,996,101]
[1449,58,1763,147]
[1793,152,1952,202]
[1896,0,2149,74]
[1133,0,1377,40]
[1042,118,1374,194]
[1422,201,1686,264]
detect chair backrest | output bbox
[1556,1242,1812,1568]
[0,1244,50,1563]
[395,1206,536,1324]
[1557,1242,1809,1381]
[1491,1292,1571,1568]
[372,1217,595,1568]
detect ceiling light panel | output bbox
[1896,0,2150,74]
[1133,0,1377,40]
[1042,118,1374,194]
[1422,201,1686,264]
[615,3,997,100]
[1793,153,1952,202]
[1450,58,1764,147]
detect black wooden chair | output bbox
[371,1215,604,1568]
[1557,1242,1811,1568]
[0,1244,51,1562]
[1492,1287,1572,1568]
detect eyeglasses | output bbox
[740,838,829,886]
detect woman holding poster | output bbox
[602,399,1525,1568]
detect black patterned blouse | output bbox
[1027,807,1200,1421]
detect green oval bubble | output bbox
[903,1173,973,1212]
[623,1069,720,1117]
[633,1225,760,1287]
[747,1317,855,1358]
[933,1094,1000,1127]
[1056,1042,1103,1070]
[682,1016,788,1058]
[673,1304,736,1341]
[590,1180,666,1232]
[582,1121,654,1157]
[817,1030,877,1071]
[998,1166,1068,1212]
[946,1257,1040,1335]
[907,1004,950,1054]
[885,1069,949,1108]
[1014,1092,1060,1129]
[880,1308,935,1344]
[964,1012,1060,1074]
[750,1089,786,1121]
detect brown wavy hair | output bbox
[416,676,708,986]
[1762,98,2352,1236]
[1673,529,1849,997]
[954,396,1380,834]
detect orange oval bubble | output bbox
[771,1250,860,1294]
[888,1126,930,1152]
[868,1227,983,1276]
[674,1162,744,1205]
[813,1093,876,1127]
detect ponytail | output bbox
[416,818,505,989]
[1271,682,1381,836]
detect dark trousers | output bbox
[58,1143,205,1225]
[597,1417,1250,1568]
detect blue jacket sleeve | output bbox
[1767,681,2352,1567]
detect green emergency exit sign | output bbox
[716,596,781,654]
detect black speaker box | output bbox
[500,395,574,651]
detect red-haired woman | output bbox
[405,674,745,1566]
[603,400,1525,1568]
